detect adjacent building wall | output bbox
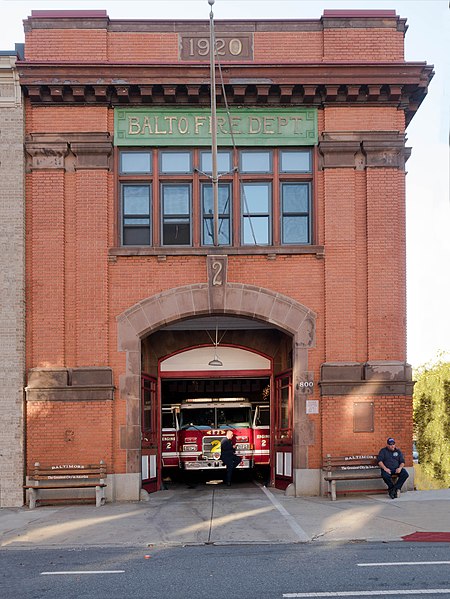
[0,51,24,507]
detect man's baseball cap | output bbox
[387,438,395,445]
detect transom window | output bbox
[118,148,313,247]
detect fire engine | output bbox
[252,403,270,467]
[177,398,254,471]
[160,398,271,477]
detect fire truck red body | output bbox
[161,398,270,474]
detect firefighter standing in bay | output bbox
[221,430,242,486]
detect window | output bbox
[120,151,152,174]
[240,150,272,173]
[118,147,312,248]
[161,184,191,246]
[202,183,231,245]
[241,182,271,245]
[160,150,192,174]
[121,184,151,246]
[200,150,232,174]
[281,183,311,244]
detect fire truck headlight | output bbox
[235,443,250,451]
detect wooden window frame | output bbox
[117,147,313,249]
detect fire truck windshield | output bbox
[179,404,252,429]
[179,408,215,429]
[217,407,251,428]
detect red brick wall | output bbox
[323,29,404,61]
[25,30,108,61]
[26,171,66,366]
[29,106,109,133]
[26,400,113,471]
[254,32,323,62]
[321,394,413,467]
[24,20,404,63]
[108,33,179,62]
[367,168,406,360]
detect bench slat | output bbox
[24,462,107,509]
[322,454,383,500]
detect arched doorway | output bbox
[117,282,316,498]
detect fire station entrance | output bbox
[117,281,316,500]
[140,316,295,493]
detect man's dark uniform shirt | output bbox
[377,446,405,472]
[220,437,235,464]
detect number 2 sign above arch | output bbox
[207,255,227,288]
[180,33,253,61]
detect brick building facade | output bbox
[14,9,432,503]
[0,49,25,508]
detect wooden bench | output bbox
[24,461,107,509]
[322,454,392,501]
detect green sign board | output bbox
[114,107,317,147]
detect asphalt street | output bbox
[1,542,450,599]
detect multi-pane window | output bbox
[161,184,191,246]
[281,183,311,244]
[118,148,313,248]
[241,183,271,245]
[122,184,151,246]
[202,183,231,246]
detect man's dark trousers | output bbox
[381,468,409,493]
[223,455,242,484]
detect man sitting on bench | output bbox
[377,437,409,499]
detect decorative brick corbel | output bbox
[70,136,113,170]
[25,140,69,171]
[318,138,362,169]
[362,136,410,169]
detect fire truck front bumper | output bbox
[183,459,252,470]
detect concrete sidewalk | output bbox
[1,484,449,549]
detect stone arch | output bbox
[116,283,316,492]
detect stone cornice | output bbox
[318,132,411,170]
[319,361,414,396]
[17,62,433,126]
[25,367,114,401]
[25,132,112,171]
[23,15,405,33]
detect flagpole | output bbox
[209,0,219,247]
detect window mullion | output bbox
[273,150,280,246]
[152,148,159,246]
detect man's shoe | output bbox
[389,488,396,499]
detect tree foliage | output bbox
[413,353,450,486]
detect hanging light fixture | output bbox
[208,320,223,367]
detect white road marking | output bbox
[41,570,125,575]
[283,590,450,597]
[257,483,310,542]
[358,561,450,567]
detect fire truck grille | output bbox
[202,436,223,458]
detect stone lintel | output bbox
[25,133,112,171]
[319,132,409,169]
[26,388,114,401]
[320,361,414,396]
[26,366,114,401]
[71,141,113,170]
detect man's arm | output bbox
[377,449,390,473]
[378,459,390,473]
[395,451,405,474]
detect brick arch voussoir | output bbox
[117,282,316,351]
